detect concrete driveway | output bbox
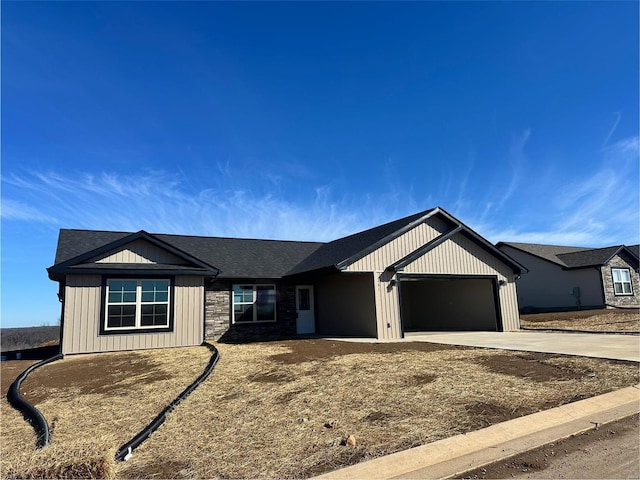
[404,331,640,362]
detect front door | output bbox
[295,285,315,334]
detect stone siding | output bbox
[601,253,640,308]
[204,279,297,342]
[205,288,230,340]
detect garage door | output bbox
[399,276,501,332]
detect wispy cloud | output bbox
[1,199,58,223]
[603,111,621,147]
[474,135,639,247]
[500,128,530,209]
[2,169,422,242]
[3,135,637,248]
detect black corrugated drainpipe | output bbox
[114,342,220,461]
[7,352,64,448]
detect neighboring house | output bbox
[497,242,640,312]
[48,207,526,355]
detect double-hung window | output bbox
[611,268,633,295]
[232,285,276,323]
[105,279,171,332]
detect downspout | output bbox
[57,279,66,355]
[596,266,606,308]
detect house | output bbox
[47,207,526,355]
[496,242,640,312]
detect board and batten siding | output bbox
[345,220,520,339]
[345,221,443,272]
[92,239,188,265]
[62,275,204,355]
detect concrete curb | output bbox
[313,384,640,480]
[520,327,639,336]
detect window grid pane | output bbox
[107,305,136,328]
[612,268,633,296]
[105,279,170,330]
[232,285,276,323]
[141,280,169,303]
[234,304,254,322]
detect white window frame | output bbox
[105,279,171,331]
[611,268,633,296]
[232,284,277,324]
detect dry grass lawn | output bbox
[1,340,639,479]
[521,309,639,333]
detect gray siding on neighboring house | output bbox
[61,274,204,355]
[204,279,297,342]
[499,245,604,311]
[602,253,640,308]
[315,273,377,337]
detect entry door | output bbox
[295,285,315,334]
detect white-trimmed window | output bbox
[105,279,171,330]
[612,268,633,295]
[232,285,276,323]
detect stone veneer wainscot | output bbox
[205,280,298,342]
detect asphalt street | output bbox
[458,414,640,479]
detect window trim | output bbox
[231,284,277,324]
[100,276,175,335]
[611,268,633,296]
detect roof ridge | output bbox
[325,208,434,245]
[157,232,324,244]
[502,241,593,250]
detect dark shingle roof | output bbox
[51,207,525,279]
[286,210,434,275]
[156,235,322,278]
[499,242,590,267]
[53,229,322,279]
[556,246,623,268]
[499,242,638,269]
[54,229,131,264]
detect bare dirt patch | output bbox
[269,338,457,364]
[521,309,639,333]
[23,354,173,403]
[479,353,593,382]
[2,340,638,479]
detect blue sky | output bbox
[2,1,638,328]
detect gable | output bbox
[342,210,523,276]
[89,238,190,265]
[285,209,435,275]
[48,229,220,280]
[607,250,640,271]
[343,217,447,272]
[398,231,517,278]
